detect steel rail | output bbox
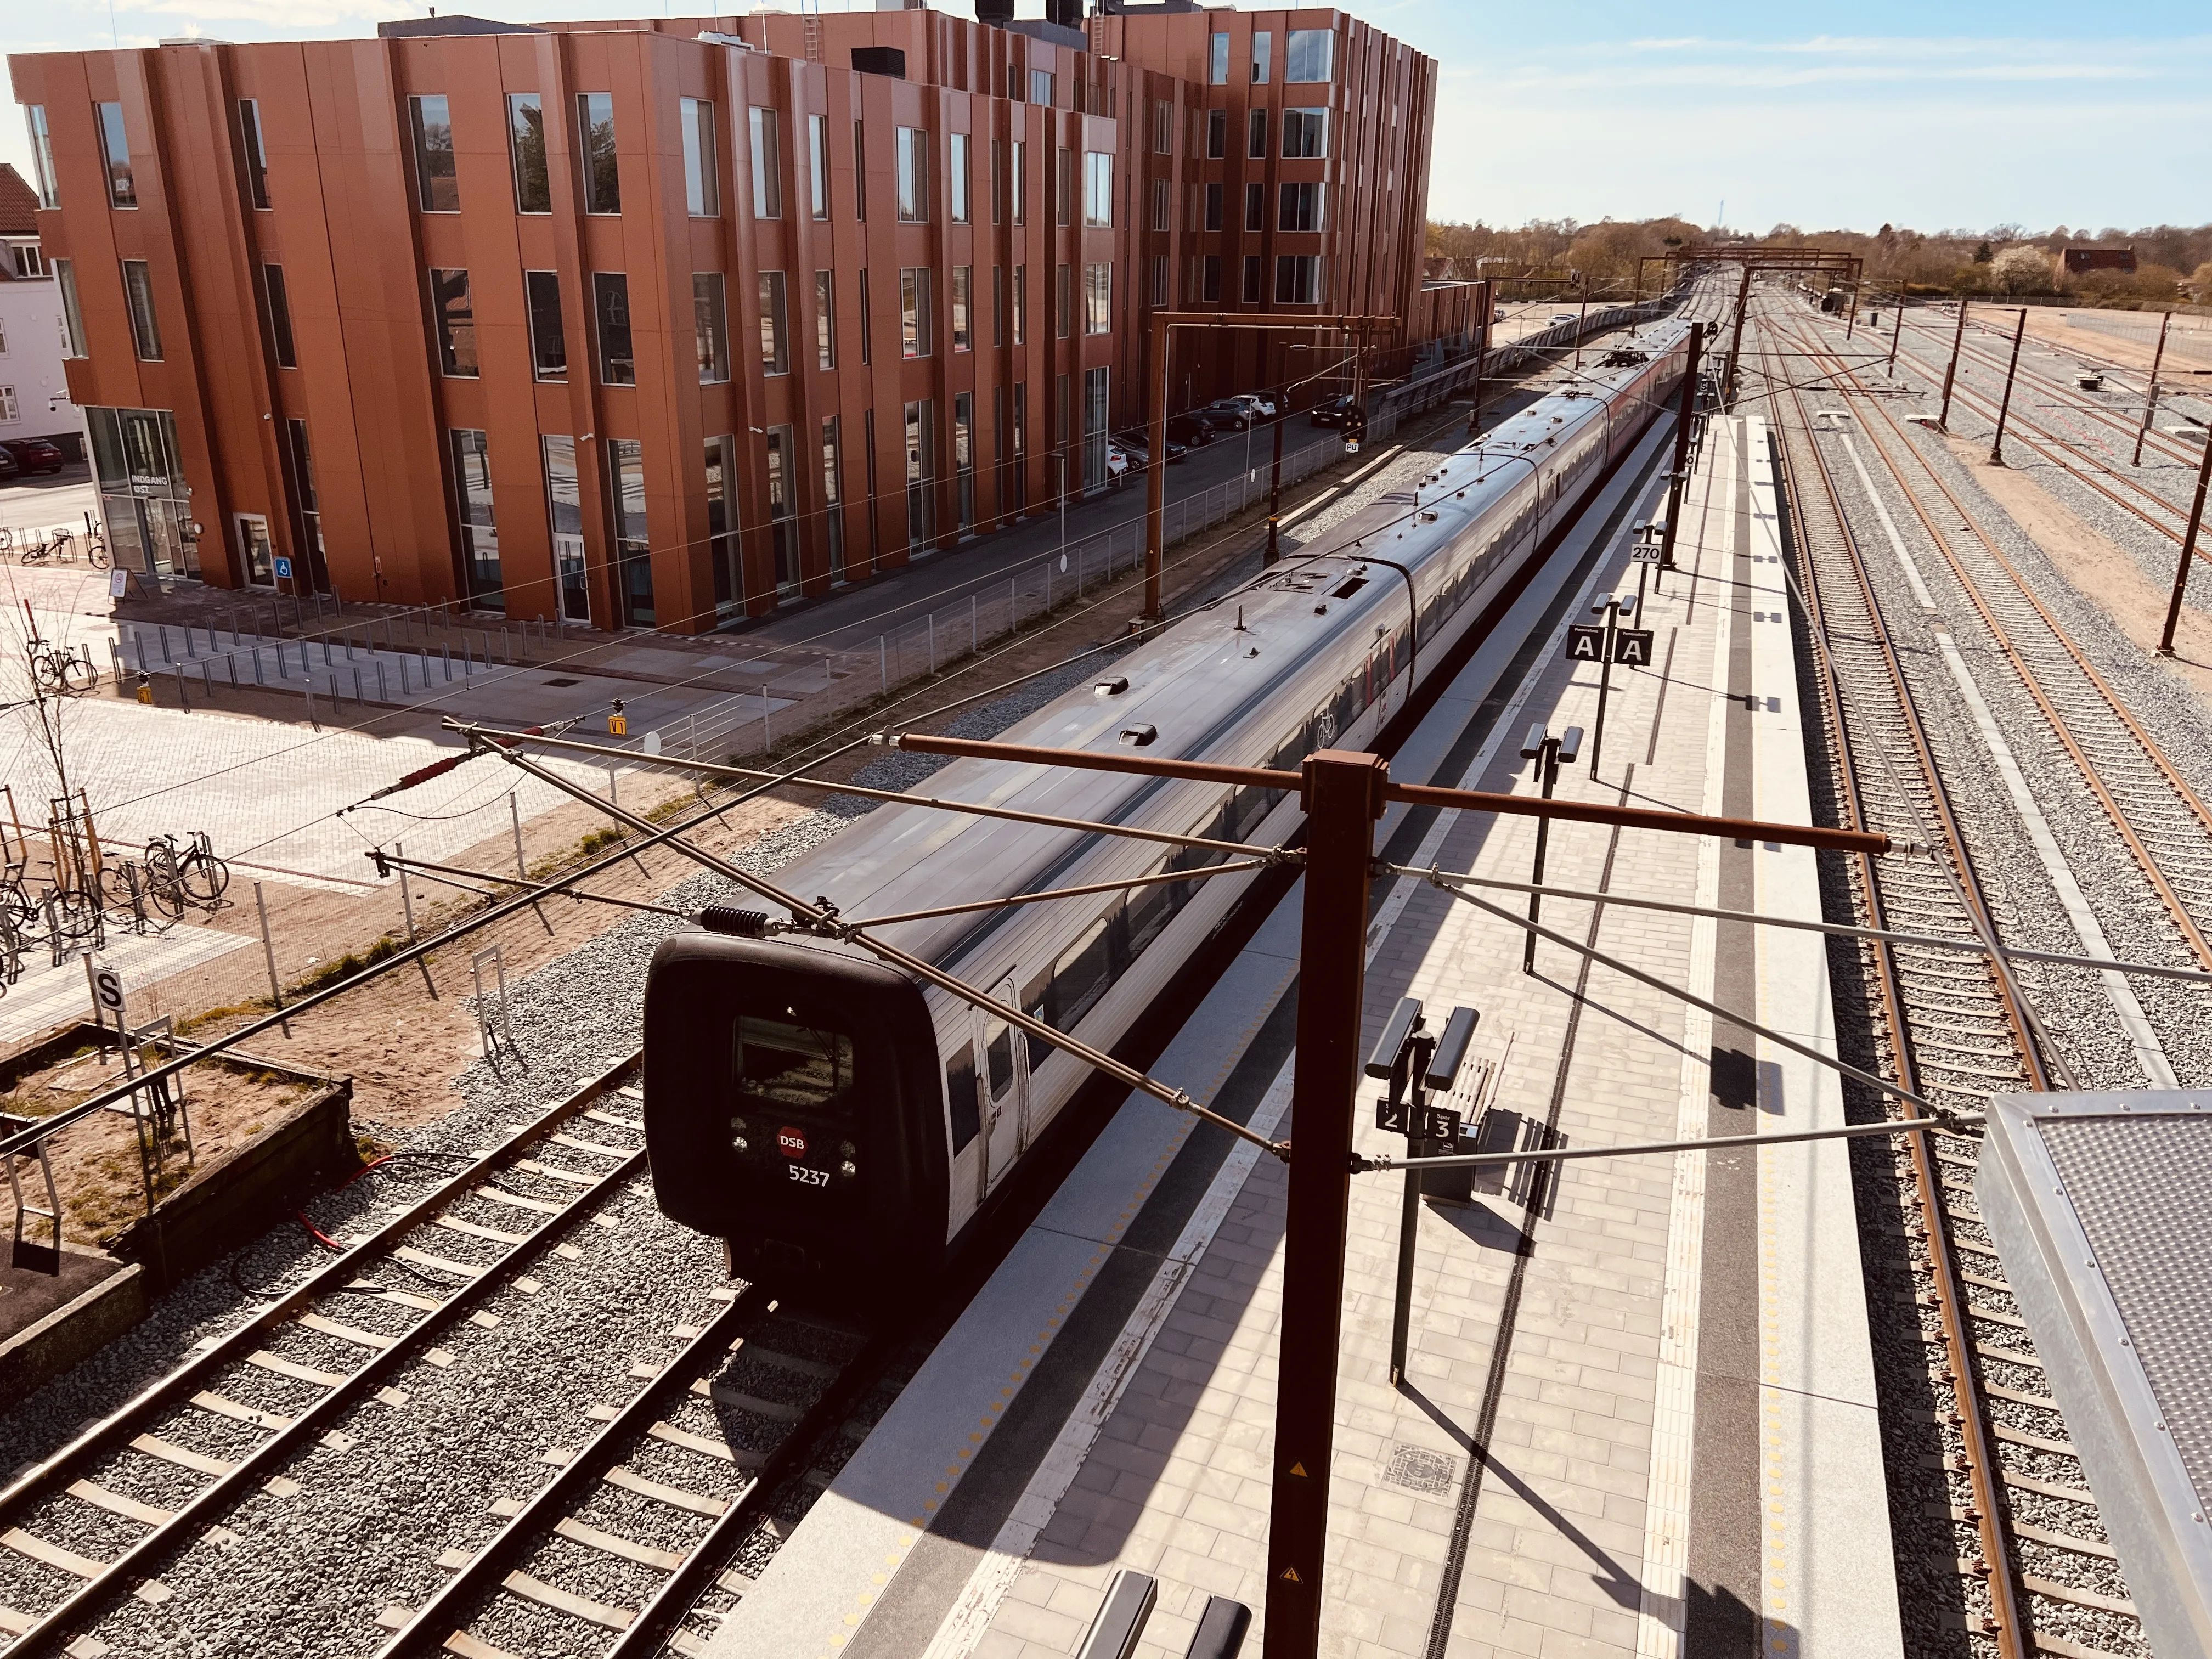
[0,1054,647,1658]
[480,741,1285,1159]
[882,733,1898,855]
[1779,307,2212,973]
[445,721,1279,861]
[1757,320,2035,1658]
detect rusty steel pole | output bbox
[1887,291,1905,377]
[1938,299,1970,431]
[2157,432,2212,658]
[1143,312,1171,622]
[1722,264,1752,405]
[1262,747,1385,1659]
[2135,311,2173,467]
[1657,323,1706,573]
[1468,279,1493,436]
[1989,308,2028,467]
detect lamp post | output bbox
[1517,724,1583,973]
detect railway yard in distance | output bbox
[7,257,2212,1659]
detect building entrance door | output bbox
[234,514,275,587]
[555,534,590,624]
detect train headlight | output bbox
[730,1116,749,1153]
[840,1160,859,1178]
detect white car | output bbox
[1104,442,1131,486]
[1550,312,1579,325]
[1228,392,1279,420]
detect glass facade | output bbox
[509,94,550,213]
[577,93,619,213]
[449,427,502,610]
[409,96,456,211]
[542,435,589,624]
[608,438,652,626]
[87,407,195,582]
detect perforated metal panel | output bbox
[1979,1093,2212,1659]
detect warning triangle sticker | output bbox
[1281,1567,1303,1582]
[1288,1462,1309,1478]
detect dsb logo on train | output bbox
[778,1125,808,1158]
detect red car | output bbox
[1,438,67,476]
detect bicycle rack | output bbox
[2,1111,62,1272]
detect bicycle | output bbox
[146,831,230,911]
[86,529,110,571]
[27,640,98,697]
[101,857,185,926]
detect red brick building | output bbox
[7,4,1444,631]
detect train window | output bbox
[1023,973,1052,1069]
[1126,877,1175,957]
[985,1011,1016,1101]
[733,1016,856,1117]
[1051,911,1116,1029]
[946,1041,980,1152]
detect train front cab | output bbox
[642,933,949,1297]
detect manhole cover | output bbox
[543,677,580,687]
[1383,1444,1458,1496]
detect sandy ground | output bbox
[2013,308,2212,381]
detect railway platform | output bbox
[707,410,1902,1659]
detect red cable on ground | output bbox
[297,1151,395,1249]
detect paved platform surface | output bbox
[0,923,253,1051]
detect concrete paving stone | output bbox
[991,1596,1088,1649]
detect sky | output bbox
[1,0,2205,236]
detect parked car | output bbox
[1111,426,1189,466]
[1227,391,1280,421]
[1164,413,1216,447]
[0,446,20,483]
[1549,312,1580,325]
[1194,399,1255,432]
[1308,394,1362,428]
[1104,442,1131,487]
[0,438,65,476]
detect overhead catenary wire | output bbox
[1359,1109,1989,1176]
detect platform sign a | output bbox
[1565,625,1605,662]
[1612,629,1656,667]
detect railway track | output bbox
[1754,314,2157,1659]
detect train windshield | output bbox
[733,1014,858,1119]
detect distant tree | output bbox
[1991,245,2051,294]
[1973,240,1995,263]
[2191,262,2212,301]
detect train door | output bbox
[978,977,1026,1195]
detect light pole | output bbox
[1938,300,1970,431]
[1657,323,1705,574]
[2135,311,2174,468]
[1989,308,2028,467]
[1517,724,1582,973]
[2156,432,2212,658]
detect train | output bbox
[642,320,1693,1288]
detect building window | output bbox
[263,264,296,368]
[8,244,38,280]
[0,387,16,423]
[1151,255,1167,307]
[608,438,652,627]
[895,126,929,222]
[904,398,934,549]
[408,95,455,212]
[704,434,739,611]
[853,119,867,219]
[97,101,137,209]
[594,272,634,385]
[821,416,845,583]
[951,266,972,352]
[1152,99,1172,155]
[1055,263,1070,338]
[682,99,719,217]
[758,270,788,375]
[543,436,589,624]
[1205,109,1226,160]
[239,99,270,208]
[1055,147,1072,227]
[449,428,502,611]
[1082,366,1108,492]
[1084,262,1110,335]
[991,138,1003,224]
[953,391,974,533]
[809,114,830,219]
[1279,182,1325,232]
[430,268,477,376]
[286,420,322,580]
[1286,30,1335,83]
[1013,264,1026,346]
[119,259,162,359]
[1275,254,1323,304]
[750,106,781,219]
[1083,151,1112,228]
[526,270,566,380]
[1029,69,1054,106]
[859,268,871,362]
[1209,32,1229,85]
[765,424,799,594]
[1248,109,1268,159]
[1150,179,1169,232]
[1283,109,1329,158]
[900,267,932,358]
[54,259,86,358]
[696,272,730,383]
[949,132,970,224]
[1244,182,1263,233]
[1242,255,1262,303]
[1201,254,1221,303]
[1204,183,1223,232]
[577,93,619,215]
[992,265,1003,346]
[1251,32,1272,83]
[815,270,836,369]
[508,94,549,212]
[25,106,57,208]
